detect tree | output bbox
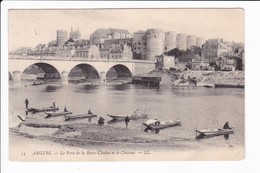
[48,40,57,47]
[191,46,201,56]
[165,48,182,57]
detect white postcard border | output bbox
[1,1,260,173]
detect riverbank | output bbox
[173,70,244,88]
[9,123,244,161]
[9,107,244,161]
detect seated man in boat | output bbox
[88,108,92,114]
[223,122,231,129]
[155,121,161,125]
[64,107,68,112]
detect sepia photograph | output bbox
[7,8,245,162]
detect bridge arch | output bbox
[22,63,61,80]
[106,64,132,81]
[9,57,156,85]
[68,63,100,84]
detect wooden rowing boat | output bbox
[195,128,234,139]
[143,119,181,131]
[27,107,59,113]
[31,82,44,86]
[107,113,148,120]
[64,113,97,121]
[44,111,72,119]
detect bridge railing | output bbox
[8,55,155,64]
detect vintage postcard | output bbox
[7,8,245,162]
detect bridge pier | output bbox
[100,72,106,83]
[12,71,22,87]
[61,71,69,85]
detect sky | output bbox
[9,9,244,51]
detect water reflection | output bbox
[44,85,62,92]
[73,84,99,93]
[110,84,131,91]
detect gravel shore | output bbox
[9,122,244,161]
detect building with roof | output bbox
[99,44,132,60]
[103,38,132,48]
[27,48,57,57]
[201,38,232,63]
[133,72,172,87]
[64,38,90,49]
[191,55,209,70]
[216,55,243,71]
[74,45,99,59]
[132,30,147,60]
[56,48,76,58]
[90,28,132,45]
[155,54,175,70]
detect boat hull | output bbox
[64,113,97,121]
[28,107,59,113]
[195,128,234,139]
[44,111,72,119]
[107,114,148,120]
[143,120,181,131]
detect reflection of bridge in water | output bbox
[9,55,155,86]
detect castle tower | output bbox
[146,28,164,61]
[176,34,187,51]
[196,37,205,47]
[57,30,67,48]
[186,35,197,49]
[165,31,176,51]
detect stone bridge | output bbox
[9,55,155,86]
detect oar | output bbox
[17,115,25,122]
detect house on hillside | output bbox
[216,56,243,71]
[191,55,209,70]
[155,54,175,70]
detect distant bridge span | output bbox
[9,55,155,86]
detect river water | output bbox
[9,82,245,149]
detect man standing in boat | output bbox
[223,122,231,129]
[88,108,92,114]
[52,102,56,108]
[125,116,130,129]
[24,99,29,109]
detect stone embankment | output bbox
[176,71,244,88]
